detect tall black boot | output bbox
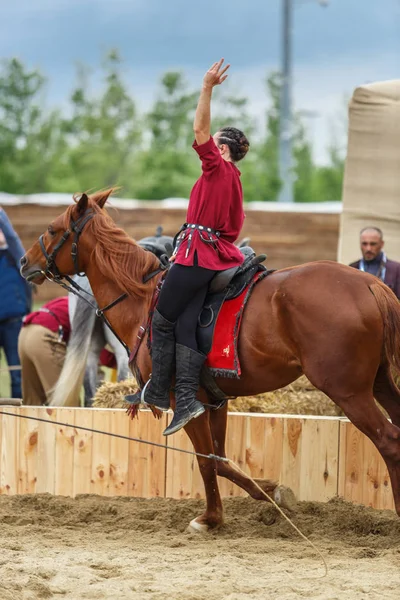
[163,343,206,436]
[139,309,176,410]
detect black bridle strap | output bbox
[70,211,97,276]
[51,274,131,357]
[38,209,169,358]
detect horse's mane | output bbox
[63,190,160,300]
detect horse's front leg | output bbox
[183,410,224,532]
[209,402,297,510]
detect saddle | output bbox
[138,226,174,260]
[197,247,267,356]
[128,246,272,410]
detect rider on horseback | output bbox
[142,59,250,436]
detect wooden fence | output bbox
[0,407,394,511]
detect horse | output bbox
[51,229,174,407]
[20,189,400,530]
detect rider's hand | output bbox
[169,255,176,263]
[203,59,230,89]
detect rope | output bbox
[0,409,328,577]
[227,460,328,578]
[0,410,228,464]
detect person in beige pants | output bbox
[18,324,66,405]
[18,296,70,406]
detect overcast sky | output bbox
[1,0,399,163]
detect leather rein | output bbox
[38,208,167,357]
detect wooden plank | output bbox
[17,407,38,494]
[298,419,339,502]
[165,412,204,499]
[339,421,394,511]
[109,410,129,496]
[337,422,365,507]
[73,409,93,497]
[361,432,394,511]
[0,407,19,495]
[219,413,248,498]
[246,415,284,485]
[54,409,75,497]
[91,409,111,496]
[36,408,57,494]
[280,418,303,498]
[128,410,167,498]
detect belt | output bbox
[174,223,221,259]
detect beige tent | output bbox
[338,80,400,264]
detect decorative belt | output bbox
[174,223,221,259]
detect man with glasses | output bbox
[350,227,400,299]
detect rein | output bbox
[38,208,168,357]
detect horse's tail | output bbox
[370,280,400,379]
[50,296,96,407]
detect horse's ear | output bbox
[76,193,89,215]
[95,189,114,209]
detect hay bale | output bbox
[92,375,342,416]
[229,376,342,416]
[92,379,137,409]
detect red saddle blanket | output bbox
[129,270,267,381]
[205,271,266,378]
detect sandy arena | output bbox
[0,494,399,600]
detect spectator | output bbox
[0,207,32,398]
[349,226,400,299]
[18,296,116,406]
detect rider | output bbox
[142,59,250,436]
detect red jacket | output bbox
[174,137,245,271]
[23,296,71,342]
[23,297,117,368]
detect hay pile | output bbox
[229,376,341,416]
[93,375,341,416]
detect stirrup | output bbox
[140,379,170,411]
[125,390,142,405]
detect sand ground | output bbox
[0,495,399,599]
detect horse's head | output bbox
[20,190,112,285]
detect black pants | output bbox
[157,263,216,351]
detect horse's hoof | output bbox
[187,518,210,533]
[273,485,297,511]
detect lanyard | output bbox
[359,252,387,282]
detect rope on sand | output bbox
[0,408,328,578]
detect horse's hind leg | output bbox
[208,402,297,509]
[374,365,400,428]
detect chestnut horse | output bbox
[21,190,400,529]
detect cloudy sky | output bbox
[1,0,399,163]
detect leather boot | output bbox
[138,309,176,410]
[163,343,206,436]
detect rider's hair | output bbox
[217,126,250,162]
[360,226,383,239]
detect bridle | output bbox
[39,208,95,280]
[37,207,167,357]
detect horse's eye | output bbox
[48,226,56,237]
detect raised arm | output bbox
[193,59,230,146]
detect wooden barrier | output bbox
[0,407,395,512]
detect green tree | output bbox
[0,58,64,193]
[313,145,345,201]
[61,50,141,194]
[132,72,199,199]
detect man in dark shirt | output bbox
[349,227,400,299]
